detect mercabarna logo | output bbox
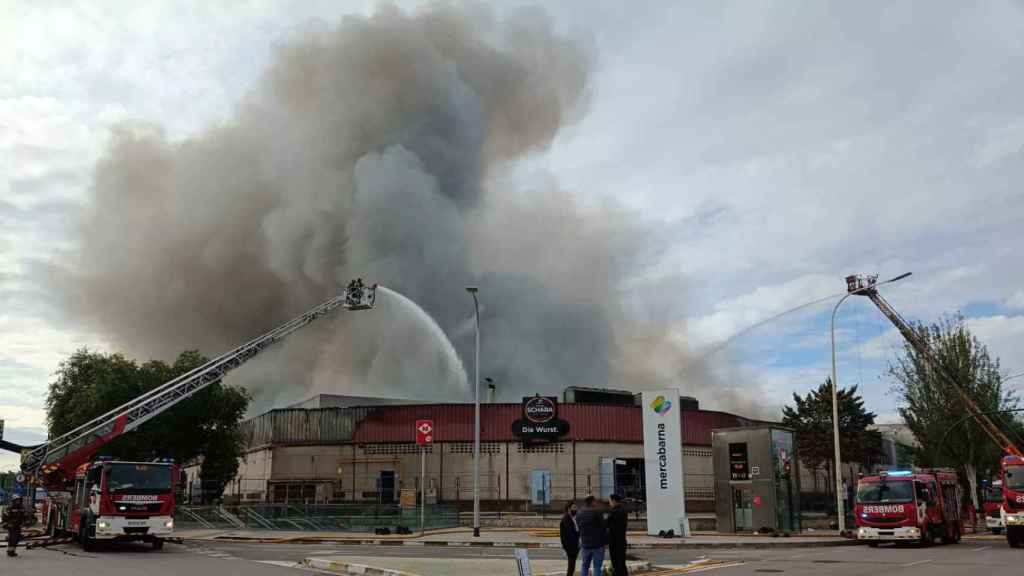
[650,395,672,415]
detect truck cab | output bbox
[1003,456,1024,547]
[855,469,962,546]
[983,480,1004,534]
[49,458,177,550]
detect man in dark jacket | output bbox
[576,496,606,576]
[607,494,629,575]
[559,501,580,576]
[2,496,29,558]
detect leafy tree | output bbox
[783,378,884,495]
[46,348,250,500]
[891,314,1022,510]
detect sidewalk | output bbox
[175,527,859,549]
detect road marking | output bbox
[901,559,933,567]
[970,546,990,552]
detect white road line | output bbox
[902,559,933,567]
[970,546,990,552]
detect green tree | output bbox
[890,314,1022,510]
[782,378,884,495]
[46,348,250,500]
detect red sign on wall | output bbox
[416,420,434,445]
[753,495,762,507]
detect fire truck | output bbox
[2,280,376,550]
[855,469,963,545]
[983,479,1004,534]
[846,274,1024,549]
[1002,455,1024,547]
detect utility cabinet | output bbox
[712,426,800,533]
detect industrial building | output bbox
[215,388,764,519]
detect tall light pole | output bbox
[466,286,481,537]
[830,271,910,534]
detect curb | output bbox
[303,557,652,576]
[536,560,650,576]
[304,557,418,576]
[191,536,860,549]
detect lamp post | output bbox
[466,286,481,537]
[830,272,910,534]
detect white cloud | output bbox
[966,315,1024,377]
[1007,291,1024,310]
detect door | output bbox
[732,486,753,532]
[379,471,396,504]
[531,470,552,506]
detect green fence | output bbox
[174,503,459,532]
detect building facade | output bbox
[214,394,762,514]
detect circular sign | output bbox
[15,473,25,483]
[524,396,556,423]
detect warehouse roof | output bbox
[241,402,759,448]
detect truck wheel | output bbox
[152,539,164,551]
[992,528,1002,535]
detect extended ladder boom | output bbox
[847,274,1023,458]
[22,279,377,481]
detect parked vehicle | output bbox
[855,469,963,546]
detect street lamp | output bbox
[466,285,481,537]
[830,271,910,534]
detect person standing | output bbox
[2,496,28,558]
[577,496,606,576]
[559,501,581,576]
[607,494,629,576]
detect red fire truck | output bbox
[846,274,1024,548]
[41,459,179,550]
[2,280,376,551]
[983,479,1004,535]
[855,469,963,546]
[1002,455,1024,547]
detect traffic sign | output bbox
[416,419,434,445]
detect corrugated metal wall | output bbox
[242,403,751,448]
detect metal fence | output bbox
[207,472,716,506]
[174,503,459,532]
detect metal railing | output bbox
[173,503,459,532]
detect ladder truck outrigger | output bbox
[845,273,1024,548]
[3,279,376,551]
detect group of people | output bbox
[559,494,629,576]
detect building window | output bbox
[360,443,433,455]
[449,442,502,454]
[518,442,565,454]
[683,447,713,458]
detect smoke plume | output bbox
[48,3,769,417]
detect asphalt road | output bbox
[0,539,1021,575]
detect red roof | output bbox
[350,404,750,446]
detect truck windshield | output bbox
[1007,466,1024,491]
[105,463,172,493]
[856,480,914,503]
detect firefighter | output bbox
[2,495,29,557]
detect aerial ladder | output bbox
[845,274,1022,459]
[15,279,377,485]
[846,274,1024,548]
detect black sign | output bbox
[513,395,569,444]
[523,396,558,423]
[729,442,749,480]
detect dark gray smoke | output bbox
[47,3,771,418]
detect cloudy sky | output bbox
[3,0,1024,471]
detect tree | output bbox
[46,348,250,500]
[890,314,1022,510]
[783,379,884,496]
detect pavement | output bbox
[173,527,859,549]
[303,555,651,576]
[0,537,1020,576]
